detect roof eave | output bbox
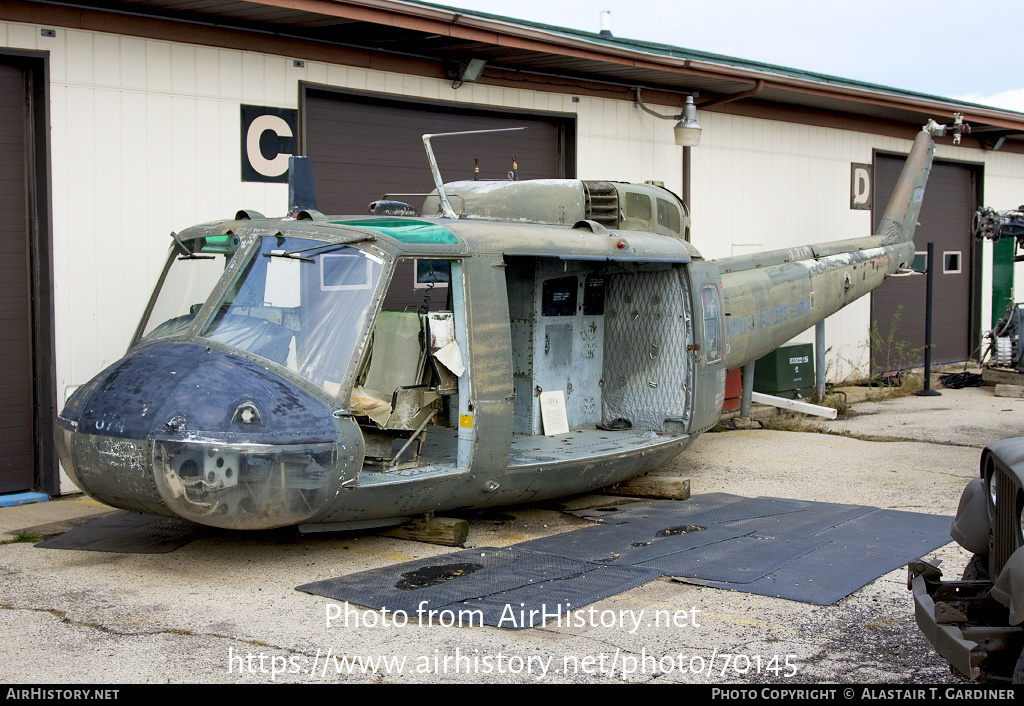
[250,0,1024,127]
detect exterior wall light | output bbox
[673,96,702,147]
[458,58,488,83]
[446,59,489,88]
[635,89,702,147]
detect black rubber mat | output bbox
[516,518,749,565]
[36,511,212,554]
[299,547,591,614]
[454,564,664,629]
[298,547,664,629]
[670,508,954,604]
[299,494,954,622]
[720,501,875,536]
[567,493,808,526]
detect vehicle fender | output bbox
[950,476,990,556]
[992,548,1024,625]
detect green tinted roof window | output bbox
[331,219,458,245]
[200,234,240,253]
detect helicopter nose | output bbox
[55,342,345,529]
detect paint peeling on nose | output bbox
[55,341,345,529]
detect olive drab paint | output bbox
[54,126,938,530]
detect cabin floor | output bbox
[355,426,688,486]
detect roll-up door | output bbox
[0,62,32,493]
[871,155,979,371]
[303,89,573,215]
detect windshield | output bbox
[138,238,236,341]
[200,236,384,398]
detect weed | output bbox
[864,305,925,400]
[9,530,41,544]
[817,390,849,415]
[758,410,829,434]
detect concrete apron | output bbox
[0,384,1018,683]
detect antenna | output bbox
[422,127,526,218]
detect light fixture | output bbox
[635,88,702,147]
[458,58,488,83]
[673,96,702,147]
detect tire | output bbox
[963,553,990,581]
[955,554,996,625]
[959,553,1017,681]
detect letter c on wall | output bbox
[247,115,293,178]
[240,105,299,183]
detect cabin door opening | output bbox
[506,257,606,436]
[353,257,470,474]
[506,258,693,436]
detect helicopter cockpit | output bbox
[138,233,384,397]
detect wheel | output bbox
[953,554,997,625]
[962,553,990,581]
[1014,650,1024,684]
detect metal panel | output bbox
[687,261,725,434]
[530,261,604,434]
[602,267,691,431]
[459,255,513,473]
[0,62,32,493]
[871,155,977,369]
[303,89,571,215]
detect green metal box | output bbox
[752,343,814,399]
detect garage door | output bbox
[303,89,572,216]
[0,62,33,493]
[871,155,978,371]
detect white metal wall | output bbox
[3,17,1024,403]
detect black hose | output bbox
[939,372,984,389]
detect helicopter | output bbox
[53,120,950,532]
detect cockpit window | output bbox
[138,239,235,342]
[700,285,723,363]
[657,198,681,234]
[199,236,383,398]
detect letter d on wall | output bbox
[850,162,872,210]
[241,105,298,182]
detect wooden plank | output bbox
[604,476,691,501]
[378,516,469,547]
[994,384,1024,399]
[983,368,1024,386]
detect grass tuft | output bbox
[12,530,42,543]
[758,410,829,434]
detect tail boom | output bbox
[716,128,935,369]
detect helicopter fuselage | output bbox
[54,130,935,531]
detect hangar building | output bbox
[3,0,1024,494]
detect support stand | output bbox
[917,242,941,397]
